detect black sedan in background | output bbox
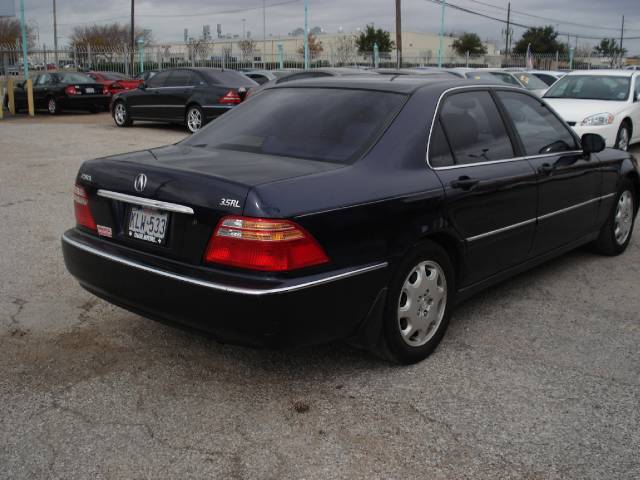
[111,67,258,133]
[62,77,639,364]
[6,72,109,114]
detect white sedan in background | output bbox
[543,70,640,151]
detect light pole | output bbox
[262,0,266,65]
[53,0,58,65]
[130,0,135,74]
[19,0,29,79]
[437,0,446,68]
[303,0,309,69]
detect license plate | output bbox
[127,206,169,245]
[85,87,95,94]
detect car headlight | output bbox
[581,113,614,126]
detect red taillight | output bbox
[204,216,329,271]
[73,184,97,231]
[219,89,242,105]
[65,85,77,96]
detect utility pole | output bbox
[395,0,402,68]
[303,0,309,69]
[130,0,135,74]
[53,0,58,66]
[437,0,446,68]
[504,2,510,54]
[620,15,625,61]
[263,0,266,65]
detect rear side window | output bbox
[146,71,170,88]
[496,91,578,155]
[278,72,331,84]
[166,70,192,87]
[429,120,454,167]
[439,91,515,164]
[184,88,407,164]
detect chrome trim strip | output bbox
[62,233,388,296]
[538,193,616,221]
[466,193,617,242]
[129,105,184,108]
[97,190,195,215]
[467,218,537,242]
[432,151,585,170]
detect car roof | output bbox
[565,69,637,77]
[266,75,508,95]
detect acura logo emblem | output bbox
[134,173,147,192]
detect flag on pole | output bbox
[526,43,534,69]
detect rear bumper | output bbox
[61,229,388,348]
[202,105,234,122]
[60,94,110,110]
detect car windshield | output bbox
[544,75,631,101]
[513,73,549,90]
[56,73,94,84]
[184,87,407,164]
[465,71,513,86]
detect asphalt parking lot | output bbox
[1,112,639,479]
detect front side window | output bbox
[439,91,515,164]
[544,75,631,101]
[183,87,407,164]
[497,91,578,155]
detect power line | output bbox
[462,0,640,33]
[56,0,301,26]
[424,0,640,41]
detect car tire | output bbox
[113,101,132,127]
[185,105,204,134]
[379,240,456,364]
[47,96,60,115]
[594,179,636,256]
[615,122,631,151]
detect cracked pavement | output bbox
[1,113,639,479]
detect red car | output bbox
[87,71,142,96]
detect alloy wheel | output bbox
[397,260,447,347]
[614,190,634,245]
[618,126,629,151]
[187,108,202,133]
[114,103,126,125]
[48,98,56,114]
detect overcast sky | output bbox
[17,0,640,54]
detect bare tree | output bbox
[0,17,36,49]
[238,39,257,61]
[70,23,153,49]
[332,35,357,66]
[297,33,324,60]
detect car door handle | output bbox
[538,163,554,175]
[450,176,479,190]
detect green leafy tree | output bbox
[593,38,627,57]
[451,33,487,56]
[356,24,394,54]
[514,26,565,54]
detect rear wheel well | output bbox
[185,102,201,114]
[625,172,640,213]
[418,232,462,284]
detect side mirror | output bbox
[582,133,606,154]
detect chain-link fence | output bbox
[0,42,629,81]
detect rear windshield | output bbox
[55,73,94,84]
[202,70,257,87]
[98,72,129,81]
[184,87,407,163]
